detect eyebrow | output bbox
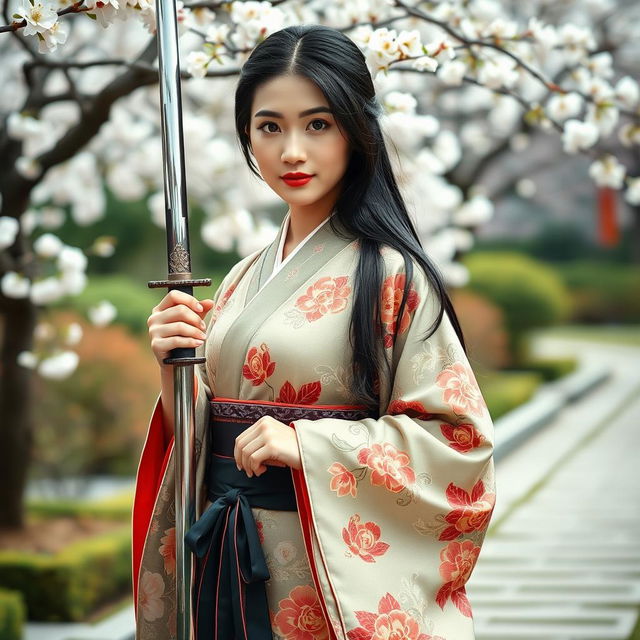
[253,106,333,118]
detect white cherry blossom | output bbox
[452,195,494,226]
[624,177,640,206]
[1,272,30,299]
[562,119,599,153]
[0,216,19,250]
[88,300,118,326]
[57,246,88,273]
[30,277,65,305]
[614,76,639,109]
[546,92,583,122]
[396,30,423,59]
[33,232,63,258]
[65,322,83,346]
[14,0,58,37]
[38,350,79,380]
[589,154,626,189]
[37,16,68,52]
[585,101,618,137]
[17,351,38,369]
[437,60,467,86]
[186,51,210,79]
[383,91,417,115]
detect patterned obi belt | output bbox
[184,397,375,640]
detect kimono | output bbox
[131,211,496,640]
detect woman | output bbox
[133,24,496,640]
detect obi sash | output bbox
[184,398,376,640]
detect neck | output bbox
[287,205,333,244]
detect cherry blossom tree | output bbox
[1,0,639,527]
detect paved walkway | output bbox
[468,334,640,640]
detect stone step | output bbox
[473,606,638,640]
[472,564,640,577]
[467,580,640,605]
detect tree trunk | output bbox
[0,297,36,529]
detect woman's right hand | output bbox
[147,289,215,367]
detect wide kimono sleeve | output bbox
[289,256,496,640]
[130,271,238,617]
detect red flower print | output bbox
[380,274,420,348]
[342,514,390,563]
[440,422,485,453]
[273,584,330,640]
[388,398,434,421]
[435,540,481,617]
[439,479,496,540]
[295,276,351,322]
[159,526,176,576]
[357,442,416,493]
[242,343,276,386]
[212,284,236,321]
[328,462,357,498]
[346,592,437,640]
[276,380,322,404]
[436,362,487,417]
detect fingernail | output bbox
[196,303,203,312]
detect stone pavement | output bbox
[468,334,640,640]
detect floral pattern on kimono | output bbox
[131,217,495,640]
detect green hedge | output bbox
[26,490,133,521]
[0,590,25,640]
[0,526,131,622]
[505,356,578,382]
[477,370,543,420]
[554,261,640,324]
[463,251,571,361]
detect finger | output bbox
[233,420,262,467]
[240,435,266,477]
[151,336,205,354]
[152,305,207,332]
[152,321,207,341]
[154,290,204,314]
[247,444,276,477]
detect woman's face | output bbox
[247,74,351,211]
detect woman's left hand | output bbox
[234,416,302,477]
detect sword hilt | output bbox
[148,276,212,366]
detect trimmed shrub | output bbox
[450,289,511,369]
[0,589,25,640]
[477,370,542,420]
[0,526,131,622]
[555,261,640,324]
[508,356,578,382]
[462,251,571,361]
[27,490,133,521]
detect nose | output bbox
[281,130,307,164]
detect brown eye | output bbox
[258,122,279,133]
[309,119,329,131]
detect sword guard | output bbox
[148,278,212,288]
[163,356,207,366]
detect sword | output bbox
[147,1,211,637]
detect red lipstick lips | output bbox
[281,172,314,187]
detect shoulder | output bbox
[378,244,431,293]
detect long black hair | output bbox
[234,24,467,411]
